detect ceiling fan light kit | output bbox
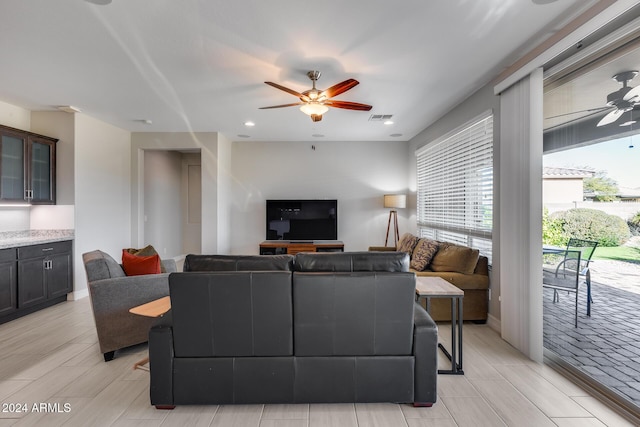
[300,102,329,116]
[261,70,372,122]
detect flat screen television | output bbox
[266,199,337,241]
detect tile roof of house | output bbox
[543,166,596,178]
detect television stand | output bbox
[259,240,344,255]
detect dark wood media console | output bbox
[259,240,344,255]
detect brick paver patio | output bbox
[543,270,640,406]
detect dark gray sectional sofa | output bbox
[149,251,438,407]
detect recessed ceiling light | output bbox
[237,134,251,138]
[390,133,403,138]
[312,134,324,138]
[244,121,255,127]
[383,120,394,125]
[140,119,152,125]
[85,0,112,5]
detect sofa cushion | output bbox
[183,254,294,272]
[82,250,126,282]
[122,250,161,276]
[430,244,480,275]
[410,239,439,271]
[396,233,420,255]
[170,271,293,357]
[293,271,415,356]
[294,251,409,272]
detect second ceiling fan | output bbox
[260,71,372,122]
[596,71,640,126]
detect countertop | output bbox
[0,229,74,250]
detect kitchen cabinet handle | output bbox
[42,248,54,252]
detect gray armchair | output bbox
[82,250,177,361]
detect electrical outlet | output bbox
[488,289,492,300]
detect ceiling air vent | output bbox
[368,114,393,121]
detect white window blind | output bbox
[416,112,493,261]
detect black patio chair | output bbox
[560,238,598,316]
[543,250,582,327]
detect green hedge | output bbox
[544,208,630,247]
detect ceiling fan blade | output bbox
[259,102,303,109]
[597,108,624,127]
[264,82,310,102]
[545,106,610,120]
[324,100,372,111]
[321,79,359,99]
[623,85,640,102]
[544,108,613,132]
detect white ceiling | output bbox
[0,0,598,142]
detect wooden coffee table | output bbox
[129,296,171,370]
[415,276,464,375]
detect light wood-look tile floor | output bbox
[0,298,636,427]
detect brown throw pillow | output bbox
[124,245,166,272]
[410,238,439,271]
[430,244,480,275]
[396,233,420,255]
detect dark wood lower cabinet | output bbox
[0,248,18,317]
[0,240,73,324]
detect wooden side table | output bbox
[415,276,464,375]
[129,296,171,371]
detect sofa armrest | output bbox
[368,246,398,252]
[413,302,438,405]
[149,311,174,407]
[88,273,171,315]
[88,273,171,353]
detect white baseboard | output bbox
[68,288,89,301]
[486,313,501,333]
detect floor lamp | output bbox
[384,194,406,247]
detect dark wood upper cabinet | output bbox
[0,124,57,204]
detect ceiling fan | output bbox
[596,71,640,127]
[546,70,640,129]
[260,71,372,122]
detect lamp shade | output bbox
[384,194,406,209]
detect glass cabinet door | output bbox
[0,133,26,201]
[29,138,55,204]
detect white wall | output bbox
[230,140,411,254]
[0,100,30,130]
[131,132,222,253]
[74,114,131,297]
[143,150,182,258]
[0,208,30,232]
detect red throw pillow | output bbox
[122,250,161,276]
